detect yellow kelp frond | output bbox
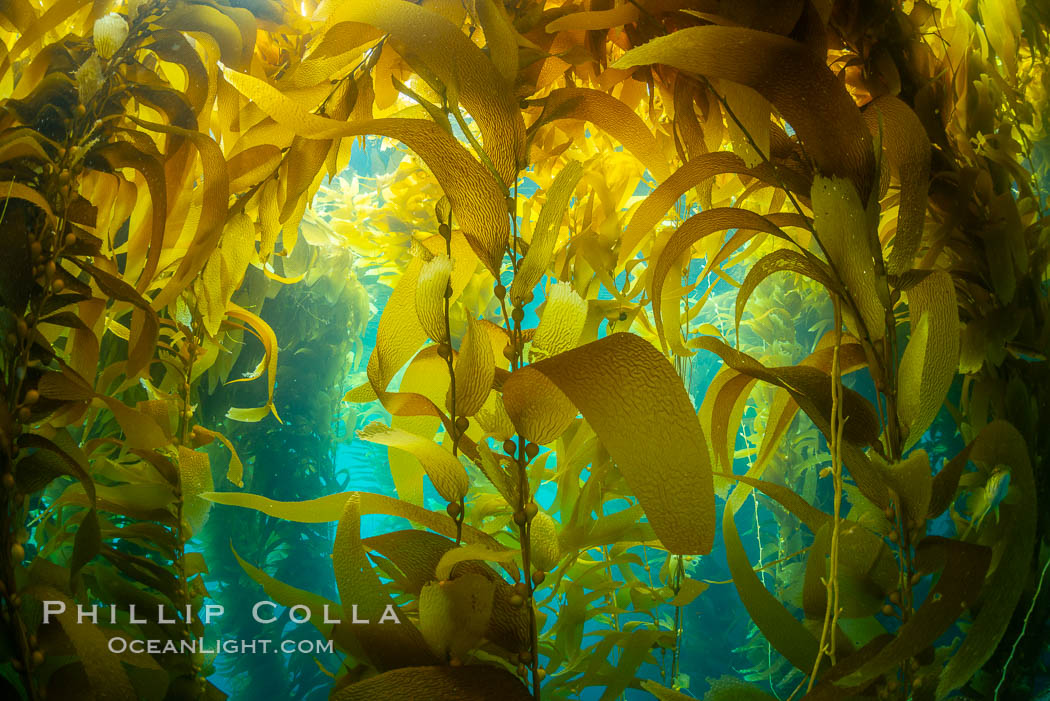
[530,282,586,362]
[224,304,281,423]
[503,333,715,555]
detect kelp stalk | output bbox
[807,297,846,691]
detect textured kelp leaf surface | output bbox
[330,665,532,701]
[332,494,436,670]
[897,271,959,449]
[613,25,875,199]
[502,332,714,555]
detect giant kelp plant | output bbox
[0,1,1048,700]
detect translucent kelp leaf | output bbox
[228,145,282,193]
[535,88,669,181]
[529,509,561,572]
[222,68,508,273]
[618,151,743,264]
[23,586,137,701]
[96,396,170,450]
[667,577,708,607]
[509,160,583,306]
[613,25,875,200]
[698,367,757,475]
[811,176,886,341]
[231,543,339,637]
[329,665,532,701]
[545,3,640,32]
[225,304,281,423]
[75,261,159,379]
[453,318,495,417]
[474,0,518,83]
[366,530,458,593]
[332,494,436,670]
[203,491,506,550]
[530,282,587,362]
[358,423,468,502]
[177,446,213,536]
[649,208,797,353]
[197,212,255,337]
[419,573,495,661]
[327,1,525,184]
[145,122,230,310]
[191,426,244,488]
[897,270,958,449]
[388,348,449,505]
[503,333,714,555]
[937,421,1037,698]
[435,543,518,581]
[862,96,930,275]
[723,484,820,673]
[416,253,452,343]
[95,142,166,293]
[719,81,769,168]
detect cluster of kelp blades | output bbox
[0,1,1048,700]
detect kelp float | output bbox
[0,1,1048,700]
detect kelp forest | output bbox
[0,0,1049,699]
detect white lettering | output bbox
[288,605,310,624]
[378,605,401,624]
[202,604,224,624]
[42,601,66,624]
[252,601,278,624]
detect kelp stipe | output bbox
[0,1,1047,700]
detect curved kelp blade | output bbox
[219,69,508,276]
[330,665,532,701]
[862,96,930,275]
[23,586,137,701]
[723,488,820,674]
[200,490,507,552]
[332,494,436,670]
[501,332,715,555]
[230,543,340,638]
[896,270,959,450]
[613,25,875,201]
[532,88,669,180]
[936,421,1037,698]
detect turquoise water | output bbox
[195,140,1050,701]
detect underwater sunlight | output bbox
[1,1,1049,700]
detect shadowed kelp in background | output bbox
[0,1,1048,700]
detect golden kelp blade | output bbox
[332,494,435,670]
[613,25,876,200]
[502,332,715,555]
[220,65,508,275]
[322,0,525,184]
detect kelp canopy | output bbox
[1,0,1049,699]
